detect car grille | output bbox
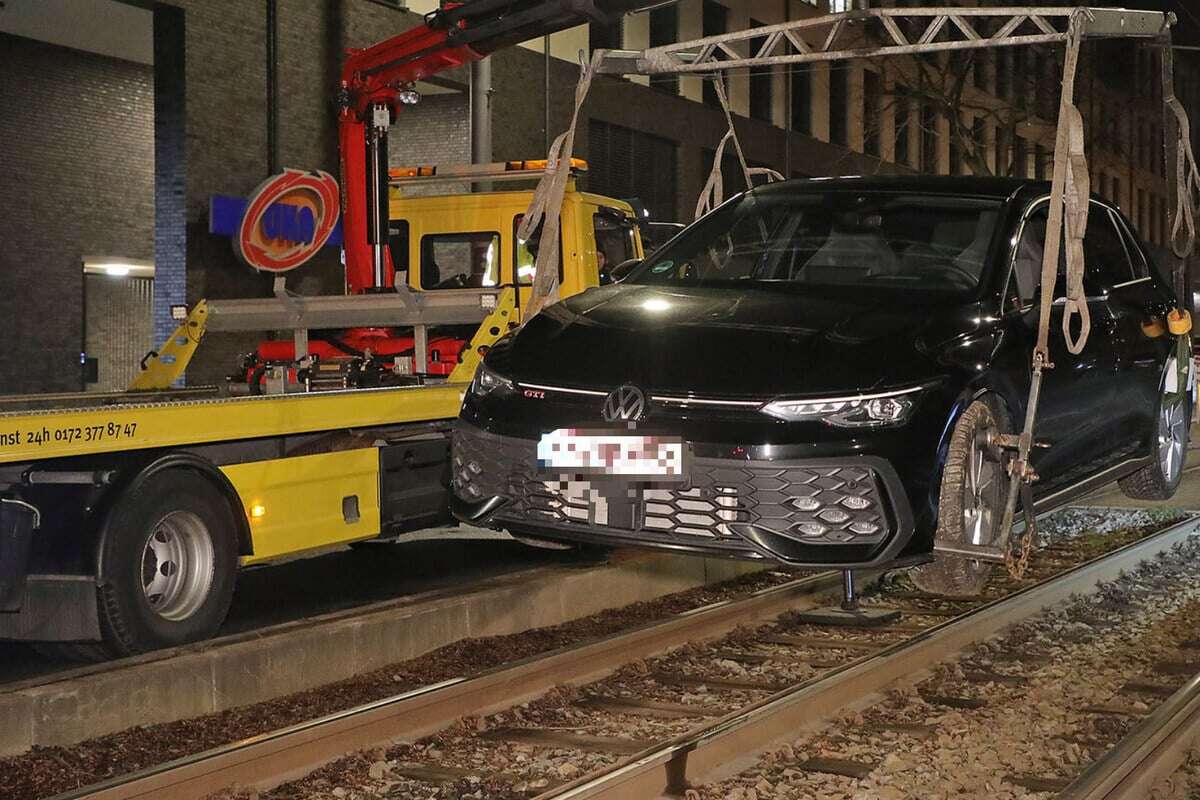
[452,425,893,548]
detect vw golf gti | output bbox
[451,176,1193,594]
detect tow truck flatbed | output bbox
[0,382,466,465]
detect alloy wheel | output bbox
[1159,362,1188,486]
[962,427,1000,547]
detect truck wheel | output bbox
[1119,352,1191,500]
[911,396,1010,597]
[96,470,238,657]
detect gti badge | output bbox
[602,384,647,423]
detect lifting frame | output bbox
[522,6,1200,572]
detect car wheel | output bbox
[95,471,238,658]
[911,396,1010,597]
[1118,352,1192,500]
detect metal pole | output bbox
[544,33,552,153]
[367,102,389,290]
[841,569,858,611]
[783,0,791,179]
[266,0,280,175]
[470,58,493,165]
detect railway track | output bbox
[540,515,1200,800]
[39,511,1195,800]
[1059,657,1200,800]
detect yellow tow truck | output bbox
[0,160,643,657]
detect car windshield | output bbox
[626,189,1003,295]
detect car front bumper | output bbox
[451,421,919,568]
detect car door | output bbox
[1002,200,1126,490]
[1098,204,1177,459]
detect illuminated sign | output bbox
[235,169,340,273]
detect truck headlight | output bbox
[761,385,925,428]
[470,362,514,398]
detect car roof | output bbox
[755,174,1049,202]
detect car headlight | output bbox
[761,385,925,427]
[470,361,514,398]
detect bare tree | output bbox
[856,43,1061,178]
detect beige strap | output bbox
[695,129,735,220]
[1060,102,1091,355]
[695,77,782,219]
[520,50,601,322]
[1167,96,1200,260]
[1034,12,1086,363]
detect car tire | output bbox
[1118,352,1192,501]
[95,470,238,658]
[911,396,1010,597]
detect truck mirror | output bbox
[608,258,642,283]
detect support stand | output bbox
[792,570,901,628]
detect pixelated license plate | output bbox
[537,429,685,481]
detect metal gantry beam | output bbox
[597,7,1172,76]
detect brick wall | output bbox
[0,32,154,394]
[390,94,471,195]
[159,0,478,385]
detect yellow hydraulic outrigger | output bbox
[127,301,208,391]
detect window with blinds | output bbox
[587,119,679,222]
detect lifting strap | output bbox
[1059,101,1090,355]
[1167,96,1200,262]
[1158,26,1194,337]
[522,55,785,319]
[520,50,602,322]
[1001,12,1196,577]
[997,10,1089,574]
[1035,12,1087,365]
[696,76,784,220]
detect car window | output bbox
[513,215,563,285]
[420,232,500,289]
[1111,209,1151,279]
[1008,200,1138,309]
[628,190,1002,296]
[1010,204,1052,307]
[1083,207,1135,288]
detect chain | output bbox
[1003,459,1037,581]
[1004,522,1033,581]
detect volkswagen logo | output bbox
[602,384,647,423]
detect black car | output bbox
[450,177,1194,595]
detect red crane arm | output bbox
[337,1,657,294]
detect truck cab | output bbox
[388,161,643,310]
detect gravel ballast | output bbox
[217,510,1189,800]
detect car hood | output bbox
[502,285,967,397]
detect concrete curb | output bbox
[0,552,763,756]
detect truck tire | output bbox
[1119,352,1191,500]
[96,470,238,657]
[911,396,1010,597]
